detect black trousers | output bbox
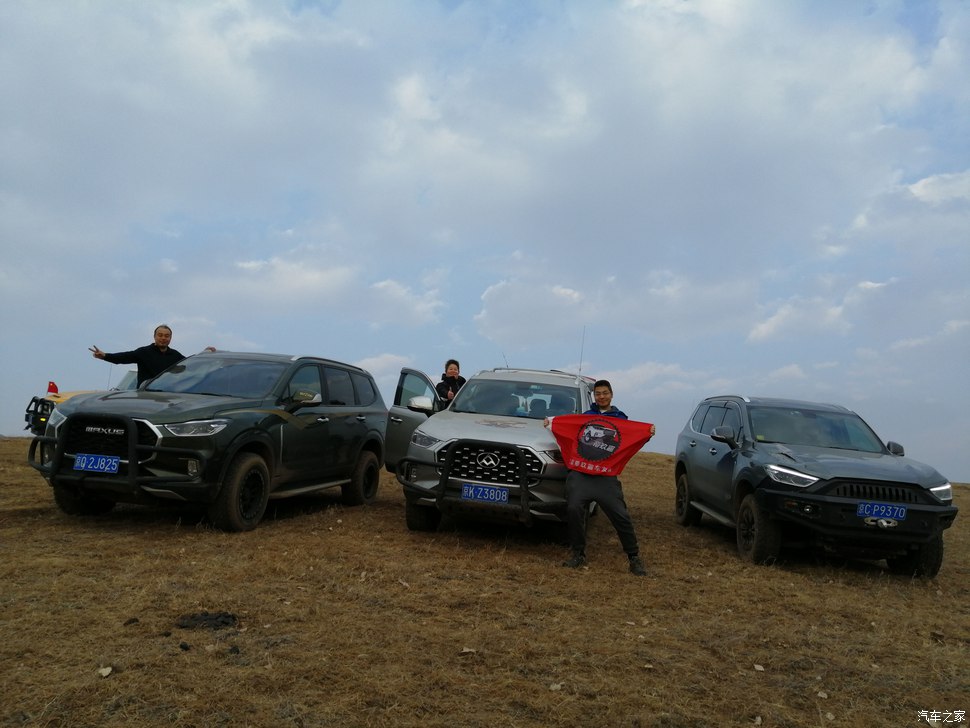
[565,470,640,557]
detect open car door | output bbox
[385,368,443,473]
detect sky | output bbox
[1,0,968,482]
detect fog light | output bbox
[186,459,200,476]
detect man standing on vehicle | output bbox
[90,324,207,385]
[545,379,655,576]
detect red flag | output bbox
[549,414,655,477]
[47,381,58,395]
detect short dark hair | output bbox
[445,359,460,371]
[154,324,172,335]
[593,379,612,392]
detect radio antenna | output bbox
[578,326,586,374]
[502,352,509,368]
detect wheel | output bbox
[887,534,944,578]
[341,451,380,505]
[405,500,441,532]
[209,453,269,532]
[674,472,702,526]
[736,494,781,564]
[52,485,115,516]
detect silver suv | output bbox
[385,368,594,531]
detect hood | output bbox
[57,389,269,423]
[418,409,559,450]
[761,443,947,487]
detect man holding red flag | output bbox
[545,379,655,576]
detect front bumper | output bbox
[28,413,220,505]
[755,487,958,549]
[396,438,568,525]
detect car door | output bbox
[322,365,364,477]
[385,368,441,473]
[686,401,738,515]
[277,363,332,483]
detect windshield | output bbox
[147,357,287,399]
[450,380,581,418]
[748,406,885,453]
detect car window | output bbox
[722,404,742,436]
[285,365,323,402]
[351,372,377,406]
[150,357,287,398]
[699,405,726,436]
[452,380,578,418]
[690,404,710,432]
[749,406,885,452]
[324,367,355,406]
[397,371,436,405]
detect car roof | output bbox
[195,351,369,374]
[702,395,854,414]
[469,367,593,387]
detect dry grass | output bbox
[1,436,967,728]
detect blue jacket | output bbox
[583,405,628,420]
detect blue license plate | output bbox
[461,484,509,504]
[73,453,120,474]
[856,501,907,520]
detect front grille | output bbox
[827,481,924,504]
[63,416,158,459]
[438,443,543,485]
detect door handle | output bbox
[708,448,718,455]
[316,417,330,423]
[390,416,403,423]
[355,416,367,422]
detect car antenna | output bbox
[502,352,510,368]
[578,326,586,375]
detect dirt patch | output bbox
[1,436,967,727]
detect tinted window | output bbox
[149,357,287,398]
[722,404,741,435]
[691,404,710,432]
[325,367,355,406]
[749,406,884,452]
[286,365,322,402]
[398,371,435,404]
[452,380,579,418]
[699,406,726,436]
[352,372,377,406]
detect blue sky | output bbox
[2,0,968,481]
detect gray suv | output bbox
[385,368,594,531]
[28,352,387,531]
[674,395,958,576]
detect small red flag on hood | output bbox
[47,381,58,395]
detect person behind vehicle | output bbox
[545,379,654,576]
[90,324,213,386]
[435,359,466,403]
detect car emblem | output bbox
[863,517,899,529]
[477,452,500,468]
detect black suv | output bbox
[28,352,387,531]
[674,396,958,577]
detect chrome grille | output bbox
[438,443,543,485]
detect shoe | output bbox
[562,552,587,568]
[628,555,646,576]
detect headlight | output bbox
[164,420,229,437]
[47,408,67,432]
[930,482,953,503]
[411,431,441,449]
[765,464,818,488]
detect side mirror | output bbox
[711,425,739,449]
[286,390,322,411]
[886,441,905,456]
[407,395,435,415]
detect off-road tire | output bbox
[675,472,702,526]
[405,500,441,532]
[342,451,380,505]
[209,453,270,532]
[52,485,115,516]
[886,534,944,578]
[736,494,781,565]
